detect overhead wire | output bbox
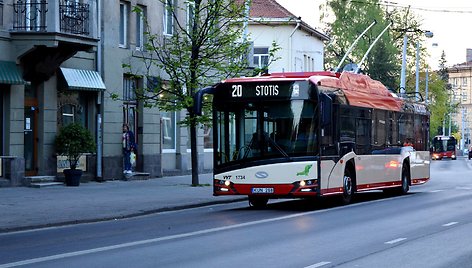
[346,0,472,13]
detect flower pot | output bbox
[64,169,83,186]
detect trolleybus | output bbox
[431,135,457,160]
[195,71,430,207]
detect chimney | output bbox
[467,48,472,62]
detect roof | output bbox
[60,67,106,91]
[247,0,295,18]
[236,0,329,41]
[0,61,26,85]
[314,72,402,111]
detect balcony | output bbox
[13,0,96,37]
[10,0,99,83]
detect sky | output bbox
[276,0,472,69]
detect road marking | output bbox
[305,261,331,268]
[430,190,444,193]
[443,222,458,227]
[456,187,472,190]
[385,238,407,244]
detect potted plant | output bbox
[55,123,96,186]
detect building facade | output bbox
[0,0,328,187]
[245,0,329,73]
[0,0,102,186]
[448,59,472,150]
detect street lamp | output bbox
[399,30,434,96]
[425,43,439,104]
[415,31,434,101]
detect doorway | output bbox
[24,85,38,176]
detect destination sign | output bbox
[216,81,313,100]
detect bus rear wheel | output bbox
[248,196,269,209]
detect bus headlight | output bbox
[298,179,317,187]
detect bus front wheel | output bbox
[396,166,410,195]
[340,168,354,205]
[248,196,269,209]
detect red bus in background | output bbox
[431,135,457,160]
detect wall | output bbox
[248,23,325,73]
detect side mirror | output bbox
[320,93,332,127]
[193,86,216,115]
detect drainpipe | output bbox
[289,19,301,72]
[96,0,104,181]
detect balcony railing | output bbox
[59,1,89,35]
[13,0,91,36]
[13,0,48,32]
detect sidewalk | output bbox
[0,174,246,233]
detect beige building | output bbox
[447,50,472,149]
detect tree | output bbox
[322,1,448,139]
[437,50,449,83]
[321,0,432,91]
[321,0,399,88]
[117,1,252,185]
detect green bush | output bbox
[55,123,96,170]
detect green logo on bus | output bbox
[296,164,312,176]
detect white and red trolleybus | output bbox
[195,71,430,207]
[431,135,457,160]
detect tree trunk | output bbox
[190,112,199,186]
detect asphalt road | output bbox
[1,158,471,268]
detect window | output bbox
[123,75,137,102]
[123,75,139,140]
[303,55,314,72]
[119,1,129,47]
[57,91,88,128]
[463,77,468,86]
[136,5,146,51]
[204,124,213,149]
[0,88,3,156]
[187,0,195,34]
[372,110,387,148]
[163,0,173,35]
[162,111,176,150]
[253,47,269,69]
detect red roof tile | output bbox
[235,0,329,41]
[235,0,297,19]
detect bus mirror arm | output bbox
[193,86,216,115]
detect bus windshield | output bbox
[433,136,456,152]
[214,99,319,168]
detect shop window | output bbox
[204,124,213,150]
[161,111,176,151]
[57,91,88,129]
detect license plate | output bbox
[251,187,274,194]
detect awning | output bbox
[0,61,26,85]
[60,67,106,91]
